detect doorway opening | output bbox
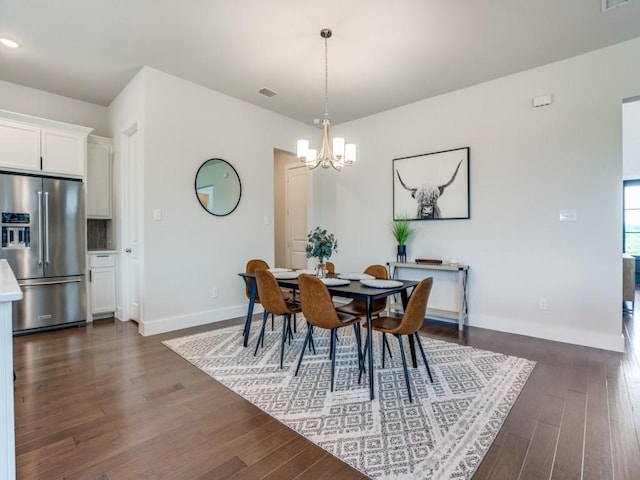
[274,149,308,269]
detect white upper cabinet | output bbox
[0,110,92,178]
[41,128,87,176]
[0,119,41,171]
[87,135,113,219]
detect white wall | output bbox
[623,98,640,179]
[320,37,640,352]
[121,67,315,335]
[0,79,109,136]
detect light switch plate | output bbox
[153,209,162,221]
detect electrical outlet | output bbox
[539,297,548,310]
[211,287,218,298]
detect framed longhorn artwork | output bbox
[393,147,470,221]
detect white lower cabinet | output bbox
[89,253,116,316]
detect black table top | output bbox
[239,271,418,301]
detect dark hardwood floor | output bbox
[12,297,640,479]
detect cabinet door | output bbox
[41,128,86,176]
[90,267,116,314]
[87,140,112,218]
[0,119,41,171]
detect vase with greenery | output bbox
[306,227,338,277]
[392,215,416,263]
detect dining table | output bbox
[239,270,419,400]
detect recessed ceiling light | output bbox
[0,38,20,48]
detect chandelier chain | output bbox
[324,35,329,120]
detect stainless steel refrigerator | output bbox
[0,172,86,334]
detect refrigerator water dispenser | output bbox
[1,212,31,248]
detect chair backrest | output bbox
[364,264,387,280]
[298,274,343,329]
[245,259,269,301]
[395,277,434,335]
[326,261,335,274]
[255,269,290,315]
[351,264,388,313]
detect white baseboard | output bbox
[471,314,625,353]
[138,304,263,336]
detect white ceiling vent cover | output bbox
[258,87,278,98]
[602,0,632,12]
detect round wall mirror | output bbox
[194,158,242,216]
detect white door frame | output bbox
[121,122,143,328]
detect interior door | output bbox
[123,124,142,323]
[285,164,308,269]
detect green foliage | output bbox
[391,216,416,245]
[306,227,338,260]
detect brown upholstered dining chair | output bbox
[336,264,389,317]
[326,261,335,274]
[295,274,364,392]
[254,269,302,368]
[245,259,269,302]
[370,277,434,403]
[245,258,294,331]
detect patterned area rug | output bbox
[163,322,535,479]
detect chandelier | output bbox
[297,28,356,170]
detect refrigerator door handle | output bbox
[21,279,82,287]
[37,191,43,265]
[44,191,50,264]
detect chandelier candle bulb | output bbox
[345,144,356,164]
[297,140,309,159]
[333,137,345,158]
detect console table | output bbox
[387,262,469,330]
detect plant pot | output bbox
[397,245,407,263]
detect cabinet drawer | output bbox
[89,254,115,268]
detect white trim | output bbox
[470,313,625,352]
[138,304,261,336]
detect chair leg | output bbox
[271,313,275,331]
[381,332,387,369]
[383,333,393,360]
[309,324,316,354]
[414,332,434,383]
[396,334,413,403]
[330,328,338,392]
[353,323,364,383]
[358,327,369,384]
[295,326,312,376]
[253,310,270,356]
[279,314,290,369]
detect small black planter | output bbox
[397,244,407,263]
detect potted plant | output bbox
[392,215,416,262]
[306,227,338,277]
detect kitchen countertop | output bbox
[88,250,119,254]
[0,259,23,302]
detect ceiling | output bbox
[1,0,640,126]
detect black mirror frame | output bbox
[194,158,242,217]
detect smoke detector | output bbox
[602,0,632,12]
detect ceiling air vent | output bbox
[602,0,631,12]
[257,87,278,98]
